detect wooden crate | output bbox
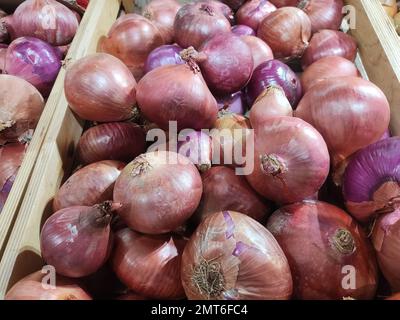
[0,0,399,298]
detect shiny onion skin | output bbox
[41,202,119,278]
[246,116,329,205]
[173,2,231,50]
[182,211,293,300]
[241,35,273,71]
[53,160,125,211]
[136,63,218,131]
[144,44,184,74]
[113,151,203,234]
[177,130,212,172]
[300,56,359,92]
[99,14,164,80]
[296,77,391,169]
[64,53,137,122]
[343,138,400,223]
[267,201,378,300]
[231,25,255,36]
[236,0,277,31]
[111,228,186,299]
[257,7,311,60]
[5,271,92,300]
[217,91,247,115]
[301,30,358,69]
[0,74,44,144]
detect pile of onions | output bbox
[136,63,218,130]
[173,2,231,49]
[0,74,44,144]
[267,201,378,300]
[99,14,164,80]
[76,123,146,165]
[246,116,330,205]
[5,271,91,300]
[1,0,79,46]
[113,151,203,234]
[217,91,246,115]
[111,228,186,299]
[4,37,61,97]
[64,53,137,122]
[144,44,184,74]
[343,137,400,223]
[301,30,358,69]
[53,160,125,211]
[182,211,293,300]
[231,25,255,36]
[236,0,277,31]
[257,7,311,60]
[241,35,273,71]
[177,130,212,172]
[41,201,120,278]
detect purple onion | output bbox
[343,137,400,223]
[216,91,247,115]
[380,129,391,141]
[236,0,277,31]
[231,25,255,36]
[246,59,302,107]
[144,44,184,74]
[4,37,61,97]
[177,131,212,172]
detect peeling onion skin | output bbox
[267,201,378,300]
[182,211,293,300]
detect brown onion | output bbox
[182,211,293,300]
[241,35,274,71]
[236,0,277,31]
[111,228,186,299]
[64,53,137,122]
[257,7,311,60]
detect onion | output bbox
[64,53,137,122]
[205,0,236,25]
[216,91,247,115]
[113,151,203,234]
[269,0,299,6]
[301,30,358,69]
[241,35,273,71]
[4,37,61,97]
[53,160,125,211]
[231,25,255,36]
[246,116,329,205]
[99,14,164,80]
[144,44,184,74]
[257,7,311,60]
[295,77,391,171]
[0,74,44,144]
[41,201,120,278]
[267,201,378,300]
[5,271,91,300]
[246,59,302,107]
[0,44,6,71]
[343,137,400,223]
[300,56,359,92]
[221,0,246,11]
[77,0,90,9]
[177,130,212,172]
[136,63,218,131]
[182,211,293,300]
[2,0,79,46]
[0,10,6,19]
[174,2,231,49]
[112,228,186,299]
[236,0,277,31]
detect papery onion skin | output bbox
[53,160,125,211]
[111,228,186,299]
[257,7,311,60]
[113,151,203,234]
[241,35,273,71]
[144,44,184,74]
[217,91,247,115]
[64,53,137,122]
[5,271,92,300]
[182,211,293,300]
[246,116,330,205]
[267,201,378,300]
[177,130,212,172]
[301,30,358,69]
[231,25,255,36]
[236,0,277,31]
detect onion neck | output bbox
[373,182,400,215]
[130,155,152,177]
[254,85,285,104]
[191,258,225,299]
[199,4,215,16]
[260,154,288,177]
[297,0,310,10]
[331,229,356,255]
[180,47,207,64]
[87,201,120,229]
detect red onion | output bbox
[267,201,378,300]
[53,160,125,211]
[246,59,302,107]
[112,228,186,299]
[76,122,146,165]
[257,7,311,60]
[301,30,358,69]
[241,35,273,71]
[136,63,218,131]
[5,271,92,300]
[205,0,236,25]
[41,201,120,278]
[177,130,212,172]
[217,91,247,115]
[182,211,293,300]
[269,0,299,6]
[99,14,164,80]
[77,0,89,9]
[113,151,203,234]
[0,74,44,144]
[246,116,329,205]
[343,137,400,223]
[64,53,137,122]
[144,44,184,74]
[174,2,231,50]
[231,24,255,36]
[236,0,277,31]
[381,129,391,140]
